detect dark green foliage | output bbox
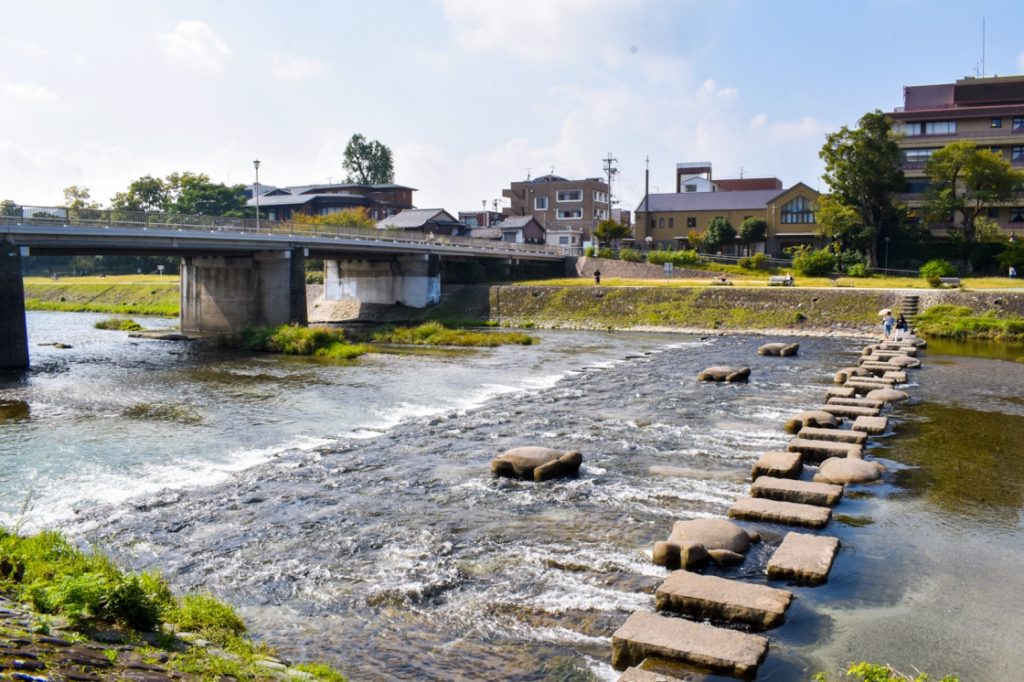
[110,172,249,217]
[583,246,595,257]
[593,219,631,244]
[791,246,837,276]
[94,317,143,331]
[919,259,957,280]
[739,217,767,245]
[619,248,643,262]
[702,217,736,251]
[647,249,702,266]
[597,247,613,258]
[997,241,1024,271]
[342,133,395,184]
[914,305,1024,342]
[738,253,771,270]
[372,322,536,346]
[224,325,370,360]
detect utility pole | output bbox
[643,156,650,244]
[602,152,618,207]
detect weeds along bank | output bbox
[24,279,180,316]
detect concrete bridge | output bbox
[1,206,570,368]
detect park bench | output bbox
[939,276,961,287]
[768,275,794,286]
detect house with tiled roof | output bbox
[246,182,416,221]
[375,208,465,235]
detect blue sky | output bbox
[2,0,1023,214]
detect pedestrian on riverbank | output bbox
[895,313,908,341]
[594,269,601,285]
[1011,265,1017,279]
[882,312,895,340]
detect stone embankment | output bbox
[608,332,927,679]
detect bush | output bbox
[647,249,702,267]
[372,322,535,347]
[170,594,247,639]
[846,263,869,277]
[597,247,614,259]
[919,259,957,280]
[738,253,770,271]
[94,317,143,331]
[305,270,324,284]
[224,324,371,360]
[791,247,837,276]
[619,248,642,262]
[583,246,595,257]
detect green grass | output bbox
[94,317,144,331]
[223,324,371,360]
[24,278,180,317]
[0,527,346,681]
[914,304,1024,342]
[372,321,537,346]
[514,273,1024,290]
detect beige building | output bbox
[502,174,610,243]
[635,183,821,255]
[887,74,1024,236]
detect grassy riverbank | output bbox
[914,304,1024,343]
[24,275,180,317]
[372,321,536,346]
[0,527,345,681]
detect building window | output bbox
[593,207,608,219]
[992,117,1003,128]
[684,183,697,192]
[649,218,655,229]
[686,217,696,228]
[906,179,932,194]
[781,196,815,224]
[1012,146,1024,162]
[988,207,1000,219]
[559,236,569,245]
[902,148,939,164]
[593,190,608,203]
[900,121,956,136]
[534,196,548,210]
[556,190,582,202]
[669,217,674,229]
[659,217,664,228]
[1011,208,1024,223]
[556,208,582,220]
[1014,117,1024,131]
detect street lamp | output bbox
[884,236,890,274]
[253,159,261,231]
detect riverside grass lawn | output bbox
[23,274,181,316]
[517,274,1024,290]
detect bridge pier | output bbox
[324,254,441,308]
[180,248,307,333]
[1,243,29,369]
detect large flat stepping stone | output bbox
[490,446,582,481]
[728,497,831,529]
[819,404,880,419]
[858,361,901,375]
[767,531,841,585]
[697,366,750,382]
[852,415,888,435]
[866,388,910,403]
[882,370,908,383]
[825,386,856,399]
[655,571,793,630]
[866,350,915,362]
[787,438,861,462]
[814,456,884,485]
[611,611,769,676]
[617,668,678,682]
[845,379,895,395]
[796,427,866,445]
[751,476,843,507]
[751,451,802,480]
[828,396,885,409]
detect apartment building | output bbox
[888,74,1024,235]
[502,174,610,244]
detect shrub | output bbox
[919,259,957,280]
[738,253,770,271]
[224,325,370,360]
[372,322,536,347]
[791,247,837,276]
[647,249,702,267]
[169,593,247,639]
[583,246,595,257]
[619,248,642,262]
[597,247,614,259]
[305,270,324,284]
[94,317,143,331]
[846,263,869,277]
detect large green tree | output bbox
[110,175,167,212]
[819,110,905,265]
[110,172,249,216]
[738,217,767,255]
[593,218,631,245]
[342,133,395,184]
[62,185,99,210]
[923,140,1024,244]
[0,199,18,217]
[702,216,736,252]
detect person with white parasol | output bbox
[879,308,895,340]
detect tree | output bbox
[62,185,99,210]
[738,217,767,255]
[702,216,736,252]
[0,199,18,217]
[342,133,395,184]
[923,141,1024,244]
[593,218,631,245]
[110,172,249,216]
[819,110,905,265]
[815,194,874,254]
[111,175,168,212]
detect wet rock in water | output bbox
[697,366,751,383]
[728,496,831,529]
[866,388,910,403]
[0,400,30,422]
[37,342,73,349]
[490,446,583,482]
[834,366,870,384]
[652,518,760,570]
[758,342,799,357]
[767,531,840,585]
[655,570,793,630]
[851,415,888,435]
[887,354,921,369]
[814,456,885,484]
[783,409,838,434]
[751,451,802,480]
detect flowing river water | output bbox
[2,311,1023,680]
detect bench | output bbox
[768,275,794,286]
[939,276,961,287]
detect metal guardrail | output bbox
[0,205,580,258]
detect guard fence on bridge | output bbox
[0,205,581,257]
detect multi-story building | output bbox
[888,74,1024,235]
[502,174,611,244]
[247,182,416,221]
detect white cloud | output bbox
[156,21,233,73]
[270,54,324,81]
[0,81,59,105]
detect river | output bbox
[1,311,1022,680]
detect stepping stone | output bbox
[728,497,831,529]
[876,343,918,356]
[617,669,678,682]
[844,381,894,396]
[825,386,855,399]
[787,438,861,462]
[847,374,895,384]
[611,611,768,676]
[767,532,841,585]
[867,350,914,362]
[796,427,867,445]
[882,370,908,383]
[859,361,900,375]
[820,404,880,419]
[827,396,885,409]
[751,476,843,507]
[852,415,888,435]
[751,451,802,480]
[655,571,793,630]
[814,456,884,485]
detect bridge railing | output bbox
[0,205,580,257]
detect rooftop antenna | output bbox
[550,165,555,175]
[482,199,487,209]
[739,165,745,179]
[526,167,531,181]
[982,17,986,77]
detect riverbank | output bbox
[24,276,179,316]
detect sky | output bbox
[3,0,1024,215]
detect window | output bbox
[899,121,956,136]
[902,148,939,164]
[534,196,548,210]
[668,217,674,229]
[558,236,569,245]
[593,190,608,203]
[1011,208,1024,223]
[556,208,582,220]
[906,179,932,194]
[781,196,815,224]
[556,190,582,202]
[659,217,664,228]
[992,117,1003,128]
[686,217,696,228]
[649,218,655,229]
[1015,117,1024,132]
[593,207,608,219]
[1012,146,1024,162]
[684,183,697,192]
[988,207,1000,219]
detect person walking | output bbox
[895,313,908,341]
[1010,265,1018,279]
[882,311,895,340]
[594,269,601,285]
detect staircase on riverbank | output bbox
[899,294,920,326]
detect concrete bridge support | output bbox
[0,243,29,369]
[324,254,441,308]
[180,248,307,333]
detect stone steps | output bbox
[728,496,831,529]
[796,426,867,445]
[819,403,881,419]
[616,668,678,682]
[751,476,843,507]
[655,571,793,630]
[882,370,908,383]
[825,386,856,399]
[787,437,861,462]
[851,415,888,435]
[767,531,841,586]
[751,451,802,480]
[611,611,769,677]
[827,396,885,409]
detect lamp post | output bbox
[253,159,261,231]
[884,236,890,274]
